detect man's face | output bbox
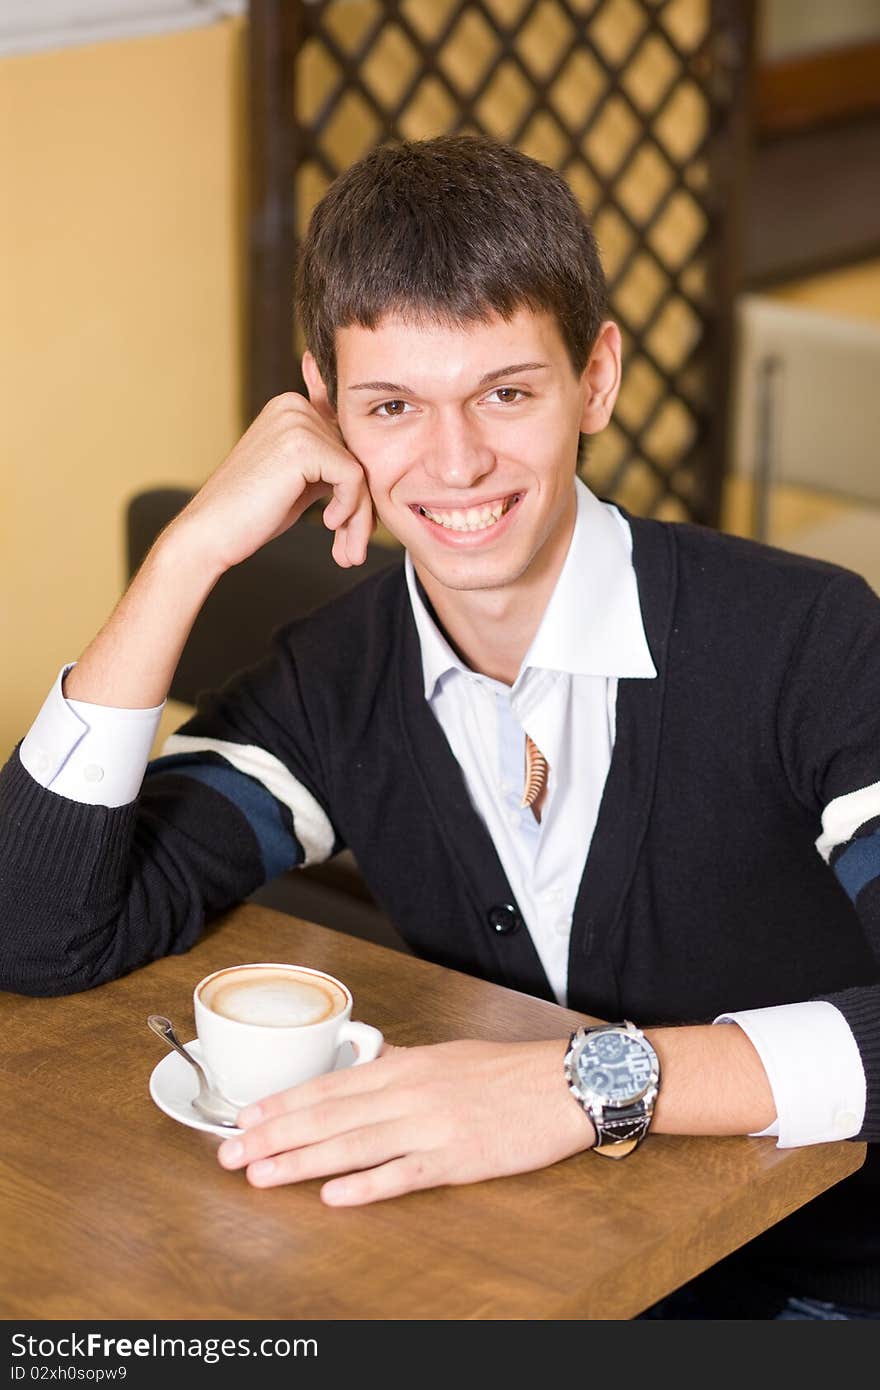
[333,307,594,602]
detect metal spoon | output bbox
[147,1014,240,1129]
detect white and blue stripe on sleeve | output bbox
[145,734,335,881]
[817,780,880,904]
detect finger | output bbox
[220,1088,408,1171]
[321,1153,442,1206]
[322,494,346,530]
[314,453,372,554]
[322,477,369,529]
[241,1119,412,1190]
[330,526,356,569]
[331,493,375,567]
[312,454,368,515]
[351,501,378,565]
[235,1048,401,1130]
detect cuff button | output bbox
[83,764,105,783]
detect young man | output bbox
[2,136,879,1319]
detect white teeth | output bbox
[419,496,518,532]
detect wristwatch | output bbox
[563,1020,660,1159]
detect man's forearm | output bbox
[62,522,224,709]
[646,1023,777,1136]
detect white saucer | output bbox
[149,1038,242,1138]
[149,1038,356,1139]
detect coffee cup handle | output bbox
[338,1020,383,1066]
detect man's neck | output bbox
[419,588,542,687]
[415,531,574,687]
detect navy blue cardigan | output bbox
[3,511,880,1309]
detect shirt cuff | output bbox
[19,663,165,808]
[713,1001,866,1147]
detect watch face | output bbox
[575,1029,655,1104]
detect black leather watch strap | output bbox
[592,1102,651,1156]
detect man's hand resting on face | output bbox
[60,390,375,711]
[216,1039,596,1205]
[171,391,376,575]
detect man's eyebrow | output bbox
[348,380,412,393]
[478,361,548,386]
[347,363,549,393]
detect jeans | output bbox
[775,1295,880,1320]
[639,1287,880,1319]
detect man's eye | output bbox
[486,388,527,404]
[373,400,411,417]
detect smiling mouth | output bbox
[415,494,521,532]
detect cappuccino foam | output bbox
[201,968,346,1028]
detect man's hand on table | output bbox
[216,1039,595,1204]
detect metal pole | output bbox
[752,352,782,543]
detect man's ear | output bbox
[301,351,336,423]
[579,321,623,435]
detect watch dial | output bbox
[576,1031,654,1102]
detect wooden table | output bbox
[0,904,865,1321]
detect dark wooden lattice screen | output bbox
[248,0,754,526]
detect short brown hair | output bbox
[296,134,607,405]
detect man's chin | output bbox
[409,551,529,596]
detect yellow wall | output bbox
[0,18,247,760]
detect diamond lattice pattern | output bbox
[293,0,720,523]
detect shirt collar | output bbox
[405,559,467,699]
[405,476,657,698]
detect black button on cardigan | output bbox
[487,903,523,935]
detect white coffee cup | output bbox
[193,962,383,1107]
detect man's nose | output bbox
[422,409,496,488]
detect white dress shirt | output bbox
[19,477,866,1146]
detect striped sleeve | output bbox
[0,621,345,994]
[777,570,880,1140]
[817,788,880,909]
[146,736,335,875]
